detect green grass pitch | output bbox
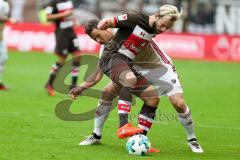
[0,51,240,160]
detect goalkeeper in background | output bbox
[44,0,81,96]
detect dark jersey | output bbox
[45,0,79,55]
[45,0,74,29]
[102,12,155,62]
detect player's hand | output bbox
[9,18,18,24]
[69,86,85,100]
[97,18,110,30]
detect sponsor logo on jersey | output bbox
[171,79,176,84]
[140,32,146,37]
[117,14,128,21]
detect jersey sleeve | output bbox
[113,12,139,29]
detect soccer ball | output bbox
[126,134,151,156]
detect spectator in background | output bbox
[201,1,215,32]
[72,0,98,24]
[118,0,144,12]
[186,0,215,33]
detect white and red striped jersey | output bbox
[45,0,74,29]
[102,12,155,62]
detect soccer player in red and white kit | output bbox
[44,0,81,96]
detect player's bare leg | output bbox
[79,82,120,145]
[0,62,8,90]
[80,83,160,152]
[45,54,66,96]
[169,93,203,153]
[0,49,8,90]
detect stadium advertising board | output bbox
[4,23,240,62]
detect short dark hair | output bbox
[85,19,99,35]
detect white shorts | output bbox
[0,40,8,64]
[136,64,183,97]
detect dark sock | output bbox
[188,138,197,142]
[48,62,61,86]
[71,60,80,87]
[71,76,78,87]
[138,103,157,135]
[119,114,129,127]
[92,132,101,139]
[48,74,56,86]
[143,130,148,136]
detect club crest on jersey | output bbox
[140,32,146,37]
[117,14,128,21]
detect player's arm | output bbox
[97,17,115,30]
[70,63,103,99]
[98,13,138,30]
[45,5,73,21]
[0,14,15,23]
[46,10,73,21]
[80,63,103,89]
[0,16,9,22]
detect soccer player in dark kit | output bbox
[44,0,81,96]
[95,5,180,138]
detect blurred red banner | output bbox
[5,23,240,62]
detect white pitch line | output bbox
[197,124,240,131]
[155,123,240,131]
[0,111,23,115]
[0,111,52,117]
[108,118,240,131]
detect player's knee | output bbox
[51,62,62,74]
[0,57,8,65]
[101,85,117,101]
[73,61,80,67]
[73,58,80,66]
[143,96,160,107]
[119,71,137,87]
[171,98,186,111]
[102,85,113,93]
[148,97,160,107]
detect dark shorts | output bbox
[55,28,80,57]
[100,54,147,87]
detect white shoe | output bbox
[188,139,204,153]
[79,134,101,146]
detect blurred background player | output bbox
[0,0,12,90]
[44,0,81,96]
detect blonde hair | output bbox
[158,5,180,22]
